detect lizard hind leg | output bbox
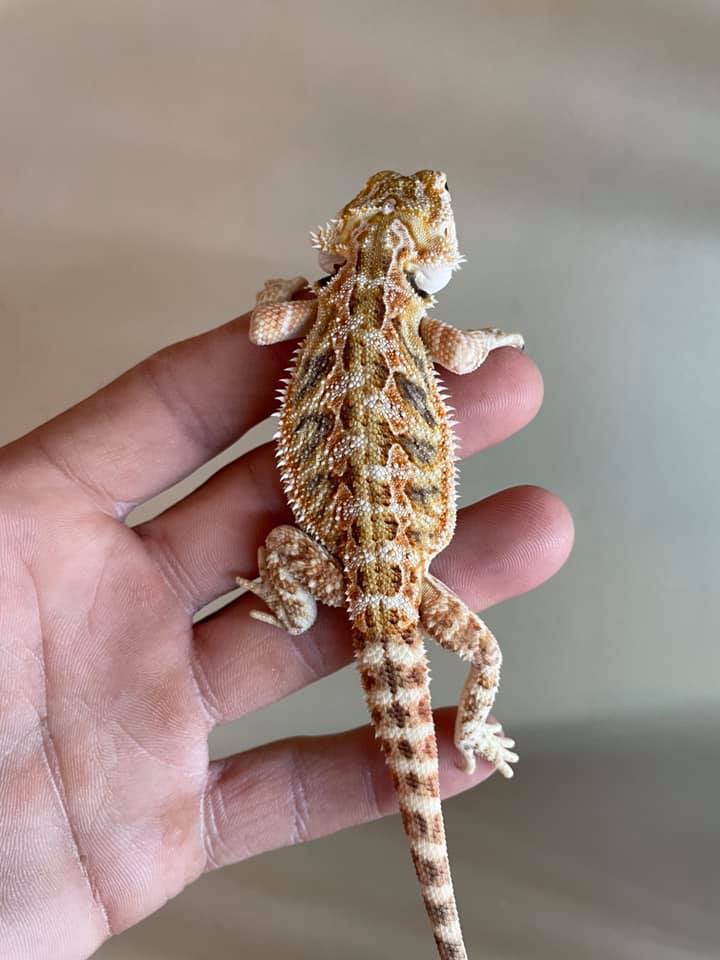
[420,572,518,778]
[236,525,344,636]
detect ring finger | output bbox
[191,484,574,724]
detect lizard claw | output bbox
[249,609,283,630]
[235,571,316,635]
[457,723,519,779]
[236,577,285,630]
[235,575,261,597]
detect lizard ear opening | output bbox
[318,250,347,274]
[412,263,453,295]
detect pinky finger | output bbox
[201,707,494,871]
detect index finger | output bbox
[18,310,292,517]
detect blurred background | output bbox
[1,1,718,957]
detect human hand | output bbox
[0,308,572,959]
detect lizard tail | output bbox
[350,593,468,960]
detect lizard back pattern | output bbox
[242,170,524,960]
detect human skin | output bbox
[0,308,573,958]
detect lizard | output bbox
[237,170,524,960]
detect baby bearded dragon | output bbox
[238,170,524,960]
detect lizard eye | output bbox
[444,181,450,192]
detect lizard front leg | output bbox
[420,571,518,778]
[250,276,318,345]
[420,316,524,374]
[236,525,344,634]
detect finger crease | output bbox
[188,648,221,725]
[33,432,117,518]
[26,557,113,933]
[202,763,253,871]
[37,718,113,934]
[288,744,312,845]
[136,526,202,615]
[200,777,224,872]
[361,741,383,822]
[140,351,221,462]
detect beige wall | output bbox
[2,0,717,739]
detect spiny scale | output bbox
[245,170,524,960]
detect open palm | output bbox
[0,308,572,959]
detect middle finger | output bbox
[134,347,543,612]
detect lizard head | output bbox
[310,169,464,296]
